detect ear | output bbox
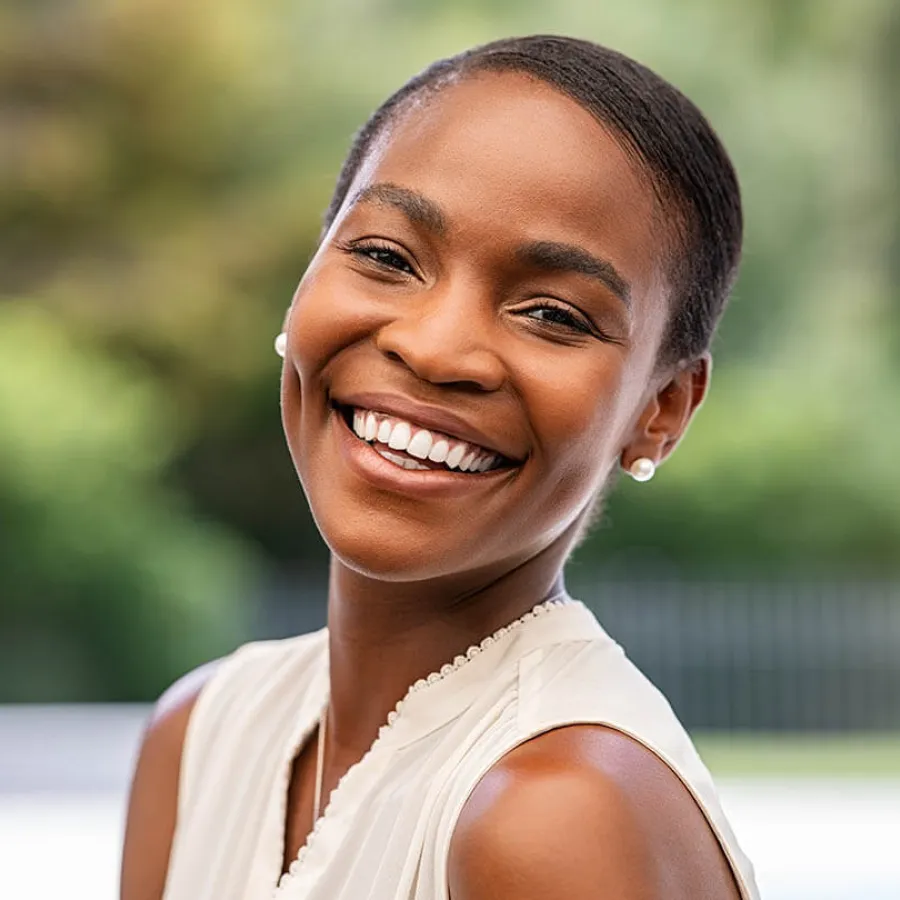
[620,353,711,474]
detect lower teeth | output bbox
[375,448,432,471]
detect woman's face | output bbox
[282,71,676,581]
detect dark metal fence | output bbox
[259,578,900,733]
[568,578,900,732]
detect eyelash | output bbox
[343,240,601,338]
[518,302,595,335]
[345,240,416,276]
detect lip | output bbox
[331,405,520,498]
[330,390,523,462]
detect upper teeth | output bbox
[351,408,500,473]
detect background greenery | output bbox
[1,0,898,701]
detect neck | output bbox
[323,531,575,765]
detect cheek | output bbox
[501,356,632,543]
[282,262,384,424]
[529,354,630,477]
[279,267,351,480]
[289,268,361,373]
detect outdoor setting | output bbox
[1,1,899,898]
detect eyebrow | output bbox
[350,182,448,236]
[515,241,632,310]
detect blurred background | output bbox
[1,0,898,897]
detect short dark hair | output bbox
[321,35,743,367]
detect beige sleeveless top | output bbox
[162,597,759,900]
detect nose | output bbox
[374,287,506,392]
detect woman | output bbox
[122,35,758,900]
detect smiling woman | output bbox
[120,36,758,900]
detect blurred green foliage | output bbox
[0,302,253,700]
[1,0,898,699]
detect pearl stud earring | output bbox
[274,332,287,358]
[628,457,656,482]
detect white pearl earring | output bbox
[628,457,656,482]
[274,332,287,358]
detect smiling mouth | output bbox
[332,401,519,474]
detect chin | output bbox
[313,501,490,583]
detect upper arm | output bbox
[119,661,220,900]
[448,725,741,900]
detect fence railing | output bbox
[567,578,900,731]
[261,576,900,732]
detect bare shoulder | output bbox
[119,660,221,900]
[448,724,741,900]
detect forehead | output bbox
[351,71,666,305]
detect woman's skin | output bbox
[121,71,740,900]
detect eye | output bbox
[520,302,596,336]
[346,240,416,276]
